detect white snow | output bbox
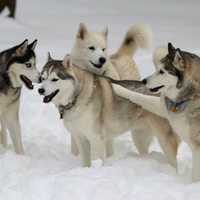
[0,0,200,199]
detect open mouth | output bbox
[20,75,34,90]
[149,85,164,93]
[90,61,103,69]
[43,89,59,103]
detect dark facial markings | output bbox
[41,59,74,82]
[162,55,184,88]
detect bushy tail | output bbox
[115,24,153,57]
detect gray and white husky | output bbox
[112,43,200,181]
[38,54,179,168]
[0,39,40,154]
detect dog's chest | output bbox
[0,89,20,114]
[63,103,101,137]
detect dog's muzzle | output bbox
[20,75,34,90]
[149,85,164,93]
[43,89,59,103]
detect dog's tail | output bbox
[115,24,152,57]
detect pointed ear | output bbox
[77,23,88,40]
[101,26,108,39]
[47,52,53,61]
[168,42,176,58]
[16,39,28,56]
[28,39,37,50]
[173,49,185,71]
[63,54,71,67]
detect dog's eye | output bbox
[52,78,59,82]
[159,70,164,74]
[26,63,32,68]
[102,48,106,51]
[88,46,95,51]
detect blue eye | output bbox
[88,46,95,51]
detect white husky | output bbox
[112,43,200,181]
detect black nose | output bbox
[142,79,147,85]
[38,88,45,95]
[99,57,106,65]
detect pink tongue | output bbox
[20,75,33,89]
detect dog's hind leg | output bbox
[149,115,179,168]
[132,125,153,155]
[71,135,79,156]
[0,118,8,148]
[191,144,200,182]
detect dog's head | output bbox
[71,23,108,75]
[39,54,77,106]
[3,39,40,89]
[142,43,198,94]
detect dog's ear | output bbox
[168,42,176,58]
[47,52,53,61]
[16,39,28,56]
[101,26,108,39]
[28,39,37,50]
[77,23,88,40]
[173,48,185,71]
[63,54,71,68]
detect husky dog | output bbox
[0,39,40,154]
[70,23,153,79]
[38,53,179,167]
[69,23,154,156]
[112,43,200,181]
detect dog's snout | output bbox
[38,88,45,95]
[142,79,147,85]
[99,57,106,65]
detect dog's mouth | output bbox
[20,75,34,90]
[43,89,59,103]
[90,61,103,69]
[149,85,165,93]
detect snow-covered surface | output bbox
[0,0,200,199]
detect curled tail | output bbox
[115,24,153,57]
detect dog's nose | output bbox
[38,88,45,95]
[142,79,147,85]
[99,57,106,65]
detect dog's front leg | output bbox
[91,138,106,165]
[106,139,114,157]
[73,133,91,167]
[112,83,166,118]
[71,135,79,156]
[0,117,8,148]
[4,103,24,154]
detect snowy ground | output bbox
[0,0,200,199]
